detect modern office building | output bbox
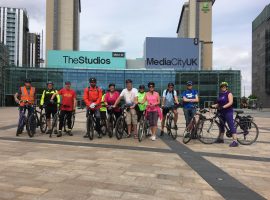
[0,7,29,66]
[252,3,270,108]
[0,43,9,106]
[46,0,81,57]
[27,33,41,68]
[176,0,215,70]
[3,67,241,108]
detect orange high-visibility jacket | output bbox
[20,86,35,106]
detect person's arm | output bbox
[141,94,147,104]
[156,93,161,106]
[73,92,77,111]
[114,90,123,107]
[40,90,45,106]
[51,90,59,101]
[223,93,233,109]
[174,91,179,104]
[161,91,165,107]
[56,91,61,105]
[14,92,20,104]
[104,93,108,106]
[83,88,90,107]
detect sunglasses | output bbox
[149,86,154,88]
[90,82,96,84]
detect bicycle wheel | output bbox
[138,120,146,142]
[51,114,58,138]
[168,115,177,140]
[40,114,47,133]
[183,128,192,144]
[115,117,125,140]
[27,114,37,138]
[87,116,94,140]
[101,119,107,136]
[198,119,219,144]
[236,121,259,145]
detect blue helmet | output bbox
[186,81,193,86]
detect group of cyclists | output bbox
[14,78,240,147]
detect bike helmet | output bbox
[148,82,155,88]
[65,81,71,85]
[89,77,97,83]
[47,81,54,85]
[109,83,115,88]
[139,85,145,89]
[168,82,174,87]
[220,82,229,88]
[186,81,193,86]
[126,79,133,83]
[24,78,32,83]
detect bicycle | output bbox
[114,105,130,140]
[162,105,179,140]
[50,105,61,138]
[106,105,116,138]
[182,108,212,144]
[16,101,39,138]
[86,105,106,140]
[204,109,259,145]
[38,105,48,134]
[138,111,151,142]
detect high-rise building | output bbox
[252,4,270,108]
[0,7,29,66]
[27,33,41,68]
[176,0,215,70]
[0,43,9,106]
[46,0,81,57]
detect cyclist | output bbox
[14,79,36,136]
[160,83,179,136]
[211,82,238,147]
[104,83,121,120]
[100,88,107,121]
[113,79,138,138]
[137,85,147,122]
[51,81,77,137]
[83,78,103,138]
[181,81,199,127]
[141,82,162,141]
[40,81,60,134]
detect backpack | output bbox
[165,89,175,99]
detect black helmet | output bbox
[89,78,97,83]
[109,83,115,88]
[168,82,174,87]
[47,81,54,85]
[24,78,32,83]
[148,82,155,88]
[65,81,71,85]
[139,85,145,89]
[126,79,132,83]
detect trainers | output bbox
[151,135,156,141]
[57,131,62,137]
[160,131,164,136]
[83,134,89,138]
[46,130,52,135]
[67,129,73,136]
[98,133,102,138]
[215,138,224,143]
[174,125,178,130]
[229,141,239,147]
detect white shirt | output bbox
[120,88,138,104]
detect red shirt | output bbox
[83,86,102,108]
[58,88,76,111]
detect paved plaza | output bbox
[0,107,269,200]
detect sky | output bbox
[1,0,269,96]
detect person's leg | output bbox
[217,113,226,141]
[225,111,238,147]
[183,108,190,127]
[58,110,65,137]
[152,111,158,139]
[126,111,132,136]
[161,108,168,135]
[131,109,138,137]
[45,108,52,132]
[95,110,101,137]
[173,108,178,128]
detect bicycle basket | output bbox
[239,116,253,130]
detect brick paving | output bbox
[0,107,269,200]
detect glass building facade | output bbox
[4,67,241,108]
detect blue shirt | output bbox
[181,89,198,109]
[163,90,177,107]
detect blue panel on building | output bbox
[144,37,200,70]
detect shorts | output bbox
[147,111,158,127]
[162,106,175,117]
[100,111,107,119]
[45,107,57,119]
[125,108,137,125]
